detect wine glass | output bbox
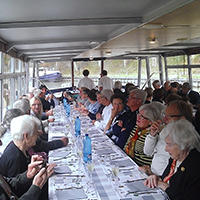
[111,163,119,187]
[87,160,94,183]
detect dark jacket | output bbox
[162,148,200,200]
[0,172,41,200]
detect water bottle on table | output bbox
[75,116,81,136]
[83,134,92,163]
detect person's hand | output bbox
[157,180,169,191]
[32,163,56,189]
[92,120,96,125]
[61,137,69,146]
[143,175,160,188]
[150,120,163,137]
[27,155,44,179]
[49,94,53,99]
[118,120,123,127]
[138,165,153,176]
[45,109,53,116]
[96,113,102,120]
[111,107,118,118]
[48,118,55,123]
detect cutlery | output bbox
[125,190,158,196]
[53,152,71,161]
[56,186,83,190]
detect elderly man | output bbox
[93,89,113,130]
[113,89,147,149]
[141,100,193,176]
[182,82,200,105]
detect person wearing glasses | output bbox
[140,100,193,176]
[124,103,164,166]
[144,119,200,200]
[113,89,147,149]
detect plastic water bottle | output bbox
[83,134,92,163]
[75,116,81,136]
[63,99,70,116]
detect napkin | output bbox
[54,166,72,174]
[126,180,153,192]
[55,188,87,200]
[49,151,70,157]
[111,159,133,167]
[97,148,116,155]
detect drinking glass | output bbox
[87,160,94,183]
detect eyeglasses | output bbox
[163,113,183,118]
[137,111,150,121]
[128,95,138,100]
[32,104,41,106]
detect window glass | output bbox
[190,54,200,65]
[191,68,200,91]
[3,79,11,116]
[15,59,20,72]
[167,68,188,84]
[166,55,187,65]
[3,54,11,73]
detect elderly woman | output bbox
[104,93,126,139]
[0,115,40,178]
[144,119,200,200]
[124,103,164,166]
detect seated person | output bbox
[104,93,126,139]
[152,88,164,103]
[81,90,100,116]
[113,89,147,149]
[93,89,114,130]
[113,81,124,95]
[13,99,69,154]
[0,115,41,178]
[144,87,153,104]
[75,88,91,112]
[88,91,105,120]
[124,103,163,166]
[30,97,54,141]
[0,109,24,156]
[144,119,200,200]
[142,100,193,176]
[0,154,56,200]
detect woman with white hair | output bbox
[0,115,40,178]
[144,119,200,200]
[124,103,163,166]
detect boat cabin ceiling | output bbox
[1,0,200,63]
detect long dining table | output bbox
[48,104,169,200]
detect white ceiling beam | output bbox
[0,17,143,29]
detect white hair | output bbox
[130,89,147,104]
[165,119,200,152]
[13,99,30,114]
[101,89,114,101]
[11,115,40,141]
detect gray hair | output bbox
[13,99,30,114]
[130,89,147,104]
[150,101,166,121]
[139,103,162,122]
[182,82,192,90]
[165,119,200,152]
[114,81,122,89]
[33,89,42,97]
[11,115,40,141]
[101,89,114,101]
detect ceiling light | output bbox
[106,51,111,55]
[89,41,99,45]
[147,38,158,44]
[142,23,163,29]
